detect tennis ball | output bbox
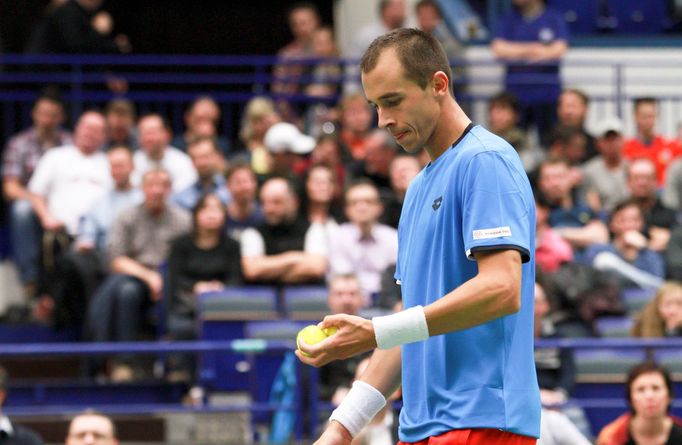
[323,326,338,336]
[297,325,331,357]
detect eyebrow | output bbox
[368,93,402,107]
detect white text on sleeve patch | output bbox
[472,226,512,240]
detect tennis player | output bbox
[297,28,540,445]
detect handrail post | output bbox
[615,61,624,119]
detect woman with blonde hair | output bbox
[235,96,280,176]
[631,281,682,337]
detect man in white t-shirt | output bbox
[132,113,197,192]
[240,177,327,286]
[28,110,112,237]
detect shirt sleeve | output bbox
[240,227,265,257]
[461,152,532,262]
[2,136,21,179]
[27,151,55,196]
[550,10,570,42]
[304,223,329,256]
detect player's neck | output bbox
[424,100,471,162]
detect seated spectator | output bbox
[309,133,348,199]
[0,365,44,445]
[580,117,629,215]
[582,199,664,291]
[632,281,682,337]
[381,154,421,229]
[171,136,230,211]
[596,362,682,445]
[546,125,587,169]
[52,145,142,329]
[86,169,191,380]
[627,158,677,252]
[65,410,118,445]
[537,158,608,251]
[556,89,597,159]
[415,0,463,61]
[329,179,398,299]
[263,122,315,181]
[624,97,682,187]
[224,162,264,241]
[337,93,373,161]
[319,274,371,404]
[535,193,573,274]
[166,194,241,378]
[104,98,137,150]
[300,164,341,237]
[240,177,327,286]
[234,96,279,177]
[662,155,682,211]
[488,91,544,176]
[349,129,398,195]
[132,114,197,192]
[172,96,231,155]
[2,92,72,293]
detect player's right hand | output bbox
[314,421,353,445]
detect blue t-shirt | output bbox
[395,125,541,441]
[494,7,569,103]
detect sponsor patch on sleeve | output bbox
[472,226,512,240]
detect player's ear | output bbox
[431,71,449,97]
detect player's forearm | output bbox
[424,250,522,336]
[359,347,402,399]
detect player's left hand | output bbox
[295,313,376,367]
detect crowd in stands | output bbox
[2,0,682,443]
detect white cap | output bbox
[264,122,315,154]
[594,117,623,138]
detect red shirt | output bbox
[623,135,682,186]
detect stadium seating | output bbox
[282,285,329,321]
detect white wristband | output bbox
[372,305,429,350]
[329,380,386,437]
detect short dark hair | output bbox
[187,136,220,154]
[634,96,657,111]
[561,89,590,106]
[360,28,453,95]
[287,2,319,19]
[415,0,441,16]
[138,112,171,131]
[548,125,582,147]
[609,198,643,225]
[344,177,380,202]
[489,91,519,114]
[625,361,673,413]
[224,161,255,181]
[105,98,136,119]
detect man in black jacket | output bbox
[0,366,44,445]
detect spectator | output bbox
[27,0,130,54]
[596,362,682,445]
[381,154,420,229]
[546,125,587,168]
[319,274,371,403]
[491,0,569,141]
[234,96,280,177]
[104,98,137,150]
[345,0,406,94]
[240,177,327,286]
[166,194,241,378]
[632,281,682,338]
[172,96,230,156]
[337,93,373,162]
[627,158,677,251]
[224,162,264,241]
[329,179,398,299]
[263,122,315,181]
[132,114,197,192]
[171,136,230,211]
[28,110,111,237]
[300,164,341,238]
[556,89,597,159]
[309,133,348,199]
[272,2,320,94]
[86,169,190,380]
[624,97,682,187]
[65,410,118,445]
[0,365,44,445]
[349,129,398,194]
[535,193,573,274]
[52,145,142,329]
[581,117,629,215]
[537,157,608,250]
[487,92,542,172]
[583,199,665,291]
[2,93,72,292]
[415,0,463,61]
[662,153,682,211]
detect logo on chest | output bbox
[432,196,443,211]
